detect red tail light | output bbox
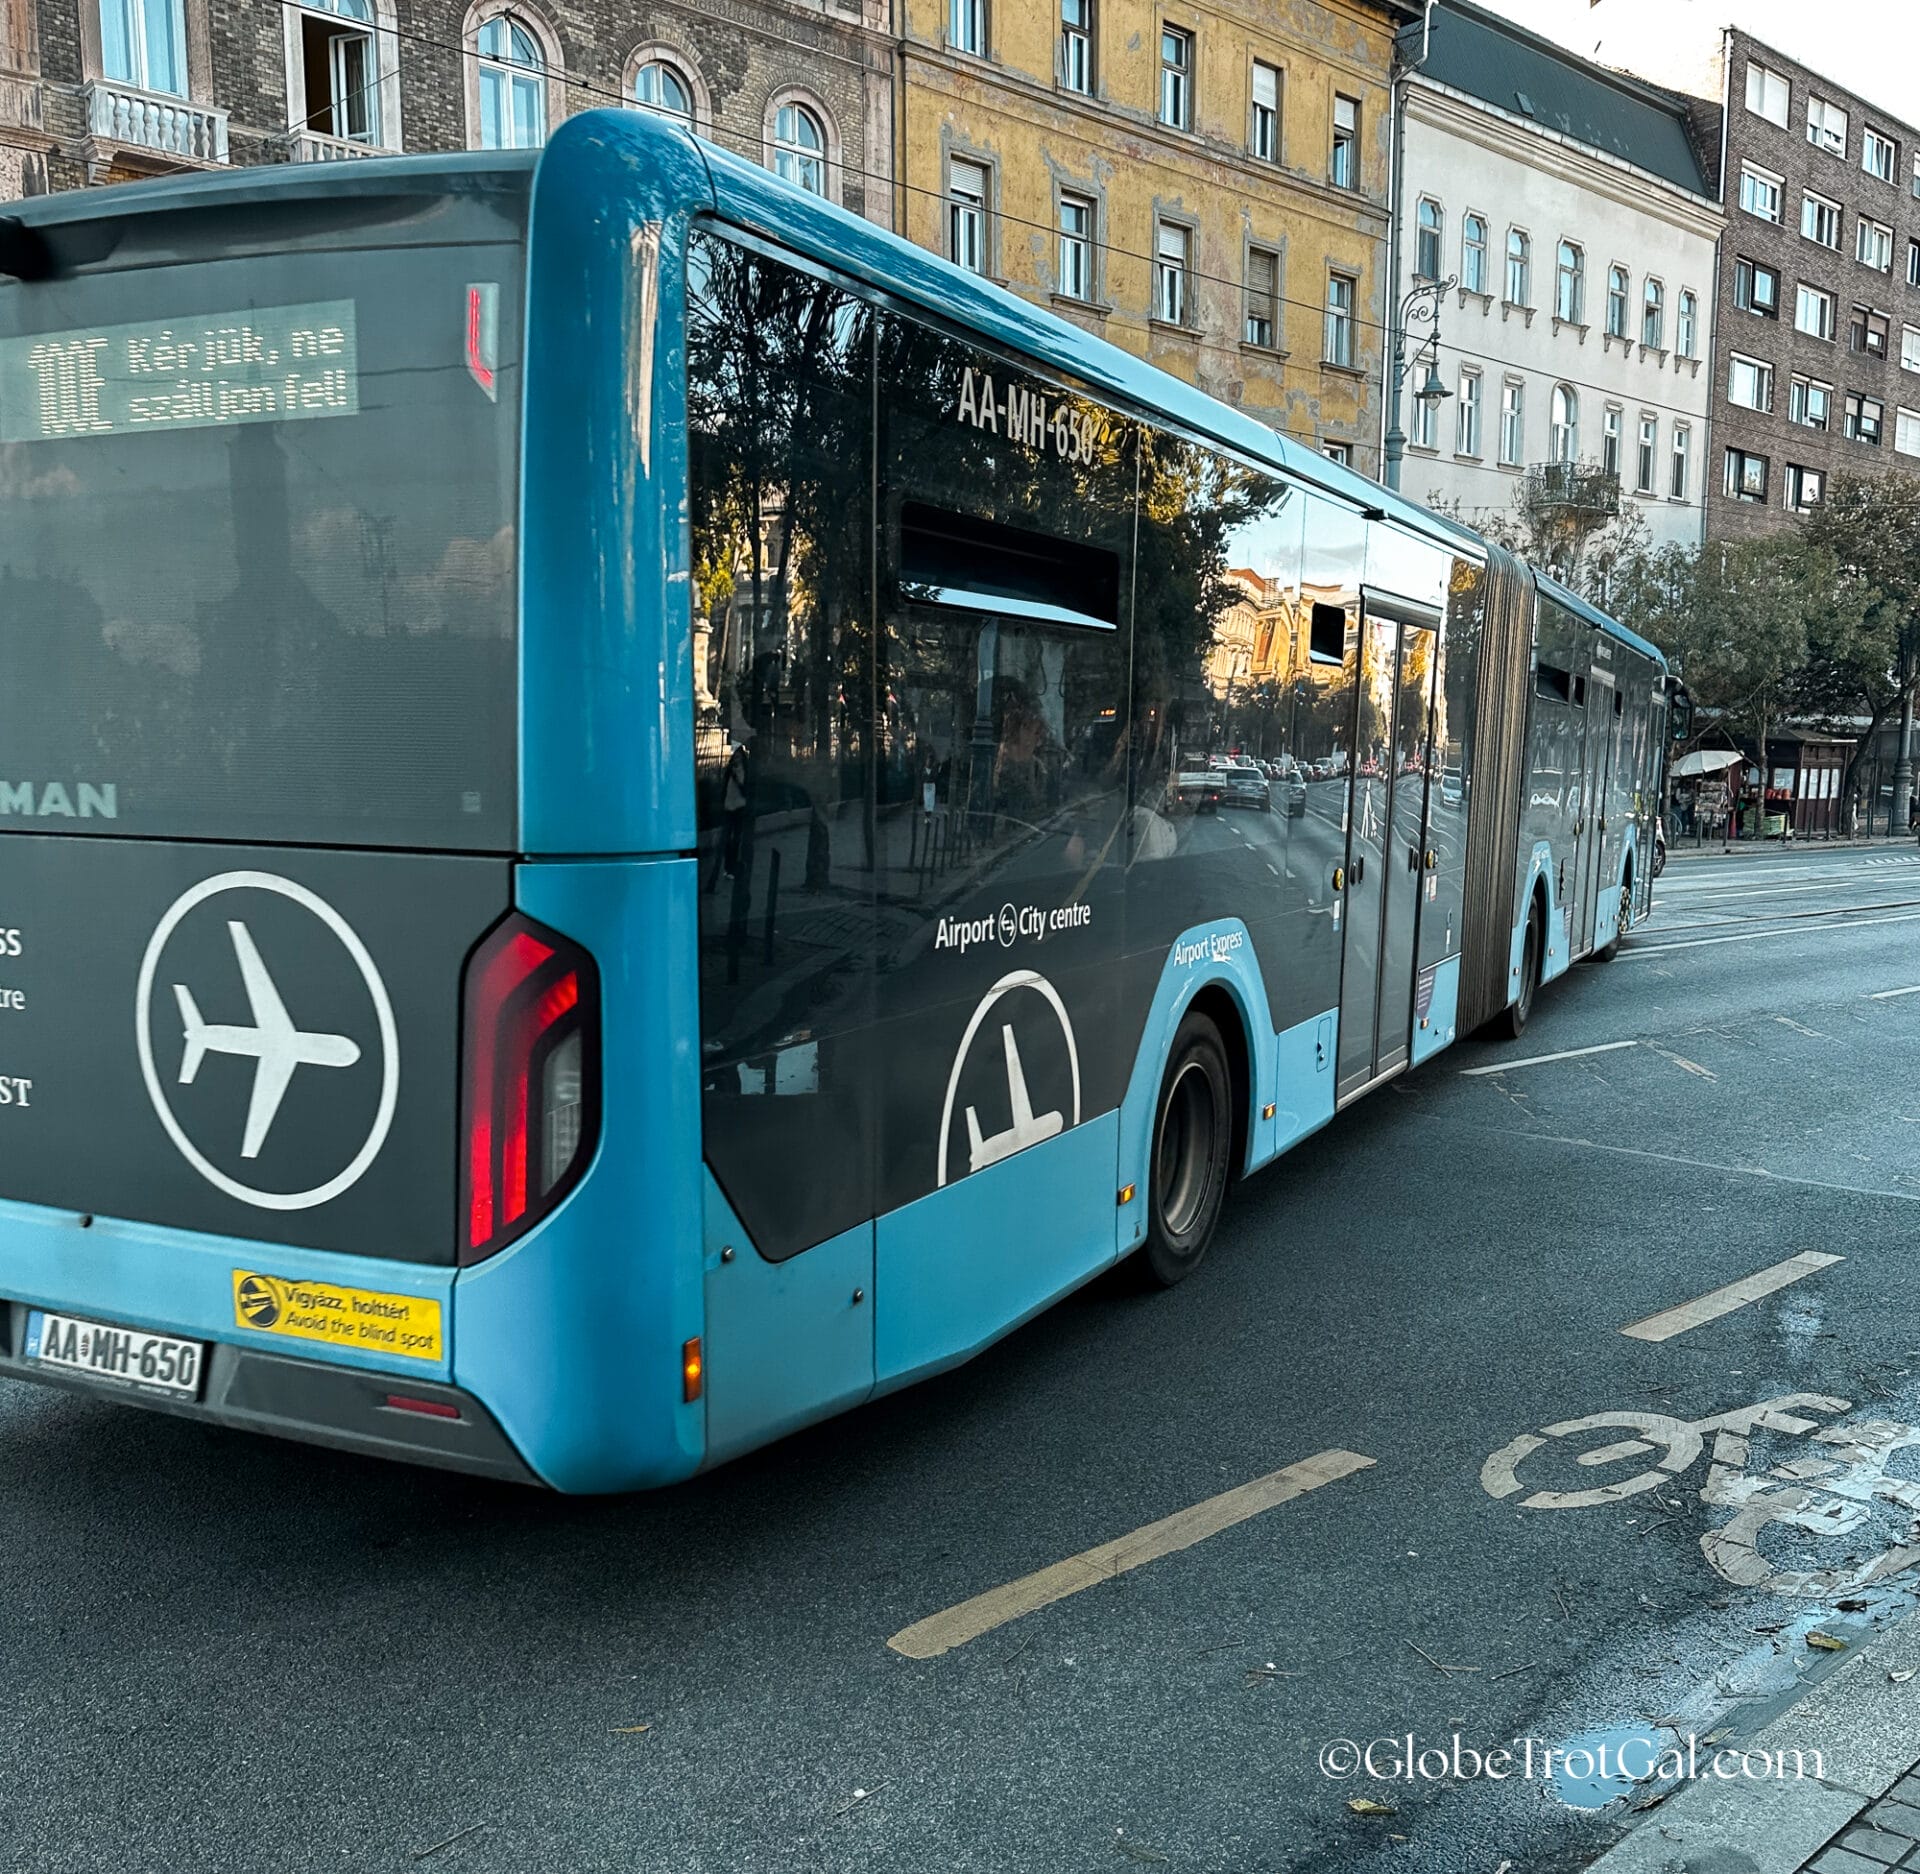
[460,914,600,1264]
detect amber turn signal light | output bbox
[682,1337,704,1403]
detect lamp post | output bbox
[1383,275,1455,494]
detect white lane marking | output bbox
[885,1449,1375,1659]
[1460,1040,1640,1077]
[1644,1044,1715,1080]
[1620,1252,1845,1343]
[1869,984,1920,1000]
[1499,1130,1920,1204]
[1623,910,1920,956]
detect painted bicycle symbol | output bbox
[1482,1393,1920,1597]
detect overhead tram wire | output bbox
[237,0,1716,482]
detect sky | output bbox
[1465,0,1920,113]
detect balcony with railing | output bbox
[84,79,228,166]
[1521,460,1621,524]
[290,129,383,162]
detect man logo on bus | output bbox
[936,970,1082,1187]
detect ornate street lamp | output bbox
[1384,274,1455,494]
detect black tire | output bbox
[1141,1010,1234,1288]
[1651,839,1666,879]
[1595,867,1631,963]
[1492,903,1543,1039]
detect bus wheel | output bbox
[1596,870,1631,963]
[1143,1011,1233,1287]
[1493,904,1543,1039]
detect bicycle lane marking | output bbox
[1619,1251,1844,1343]
[885,1448,1374,1659]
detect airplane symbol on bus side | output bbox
[964,1024,1063,1174]
[173,920,361,1159]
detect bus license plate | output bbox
[23,1311,205,1401]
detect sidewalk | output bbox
[1664,832,1920,864]
[1582,1603,1920,1874]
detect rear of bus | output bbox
[0,157,695,1490]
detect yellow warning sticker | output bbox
[231,1271,443,1363]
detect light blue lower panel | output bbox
[701,1174,873,1466]
[1411,955,1460,1066]
[875,1110,1119,1389]
[1268,1008,1337,1156]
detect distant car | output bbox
[1172,770,1223,814]
[1440,768,1464,807]
[1284,774,1308,817]
[1217,760,1272,811]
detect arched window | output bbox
[1416,199,1442,281]
[1606,265,1628,337]
[1642,277,1665,348]
[475,13,546,150]
[633,58,694,125]
[1505,228,1530,306]
[1555,240,1583,322]
[291,0,385,146]
[1461,213,1487,293]
[773,101,827,194]
[1550,384,1578,462]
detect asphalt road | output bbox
[6,842,1920,1874]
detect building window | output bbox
[1324,270,1355,366]
[772,102,827,193]
[1865,127,1897,183]
[1740,165,1783,222]
[1602,404,1622,478]
[1807,94,1849,157]
[1796,283,1837,339]
[1858,220,1894,272]
[1555,241,1584,322]
[1060,0,1092,94]
[1845,391,1884,444]
[1850,305,1889,358]
[1244,245,1277,346]
[1677,288,1698,357]
[948,0,985,56]
[1462,214,1487,293]
[1745,60,1789,126]
[1789,376,1832,429]
[1670,425,1690,499]
[1898,409,1920,457]
[634,58,695,126]
[1413,374,1439,449]
[1786,463,1825,510]
[1331,93,1359,189]
[1250,60,1278,160]
[1636,414,1657,494]
[1505,228,1530,306]
[948,159,988,272]
[1605,264,1628,336]
[475,14,546,150]
[1909,239,1920,287]
[1728,354,1772,412]
[1457,368,1481,455]
[1802,191,1842,248]
[1733,257,1779,317]
[1549,383,1577,461]
[1641,278,1664,348]
[1058,193,1092,300]
[1499,378,1524,465]
[1904,324,1920,372]
[291,0,381,144]
[1416,199,1442,280]
[1322,442,1352,466]
[1159,27,1192,128]
[101,0,187,95]
[1156,220,1191,324]
[1725,448,1768,501]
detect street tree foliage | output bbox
[1424,488,1650,607]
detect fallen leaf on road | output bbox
[1890,1668,1917,1683]
[612,1725,651,1735]
[1806,1632,1848,1652]
[1836,1598,1870,1612]
[1347,1799,1396,1817]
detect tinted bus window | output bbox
[0,189,524,849]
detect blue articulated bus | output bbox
[0,111,1669,1491]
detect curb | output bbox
[1580,1600,1920,1874]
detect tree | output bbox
[1422,487,1650,606]
[1800,473,1920,829]
[1615,537,1840,833]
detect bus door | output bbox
[1572,671,1616,951]
[1336,599,1441,1103]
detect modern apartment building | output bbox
[0,1,895,224]
[1393,0,1721,558]
[896,0,1419,468]
[1711,29,1920,538]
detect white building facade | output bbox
[1391,1,1723,559]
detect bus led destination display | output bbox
[0,300,358,442]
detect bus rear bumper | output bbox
[0,1298,541,1485]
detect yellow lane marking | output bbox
[1620,1252,1844,1344]
[886,1448,1374,1660]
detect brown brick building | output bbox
[0,0,893,223]
[1709,28,1920,539]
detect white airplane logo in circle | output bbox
[172,919,361,1159]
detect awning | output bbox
[1671,749,1742,777]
